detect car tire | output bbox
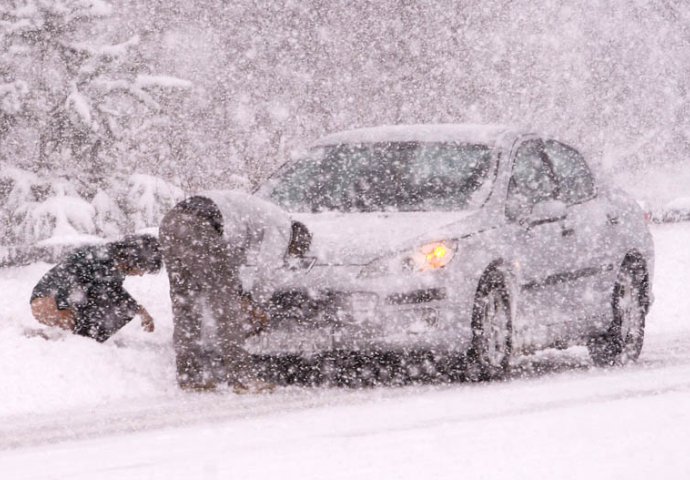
[588,257,647,367]
[465,268,512,381]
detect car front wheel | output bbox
[465,269,512,381]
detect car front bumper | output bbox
[244,282,474,356]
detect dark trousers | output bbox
[159,206,251,387]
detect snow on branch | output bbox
[90,78,161,111]
[0,17,34,37]
[23,193,97,241]
[88,74,192,113]
[0,166,97,246]
[66,35,139,62]
[135,75,193,90]
[62,36,140,84]
[124,174,185,231]
[31,0,112,21]
[65,82,95,130]
[0,0,113,38]
[91,189,126,238]
[0,165,188,250]
[0,80,28,115]
[0,164,40,205]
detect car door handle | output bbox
[562,227,575,237]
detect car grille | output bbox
[386,288,446,305]
[268,289,379,325]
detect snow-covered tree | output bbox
[1,1,191,186]
[0,79,28,140]
[120,173,184,232]
[3,0,690,259]
[0,164,95,246]
[0,0,191,254]
[0,163,184,262]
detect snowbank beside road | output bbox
[2,354,690,480]
[646,223,690,336]
[0,263,178,417]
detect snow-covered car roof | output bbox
[311,123,514,147]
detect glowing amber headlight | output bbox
[359,239,458,278]
[405,240,458,272]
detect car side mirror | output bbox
[527,200,567,227]
[288,221,312,257]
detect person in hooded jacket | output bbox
[29,234,162,342]
[159,191,311,393]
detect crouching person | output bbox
[29,234,162,342]
[159,191,307,393]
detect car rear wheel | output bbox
[588,258,647,367]
[465,269,512,381]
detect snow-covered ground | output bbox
[1,223,690,479]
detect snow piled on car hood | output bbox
[293,211,476,265]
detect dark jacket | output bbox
[31,244,140,341]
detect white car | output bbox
[254,124,654,379]
[661,197,690,223]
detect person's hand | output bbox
[139,307,155,333]
[240,297,270,335]
[250,304,270,334]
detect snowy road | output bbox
[1,223,690,479]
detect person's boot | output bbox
[231,379,276,395]
[177,354,217,392]
[179,378,217,392]
[226,360,275,394]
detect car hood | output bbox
[292,210,477,265]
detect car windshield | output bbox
[263,142,496,213]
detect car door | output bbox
[544,139,620,338]
[505,138,576,349]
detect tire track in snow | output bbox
[3,283,689,452]
[4,351,690,451]
[335,375,690,439]
[0,386,435,450]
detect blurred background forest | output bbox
[1,0,689,259]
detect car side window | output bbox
[545,140,596,205]
[506,139,557,218]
